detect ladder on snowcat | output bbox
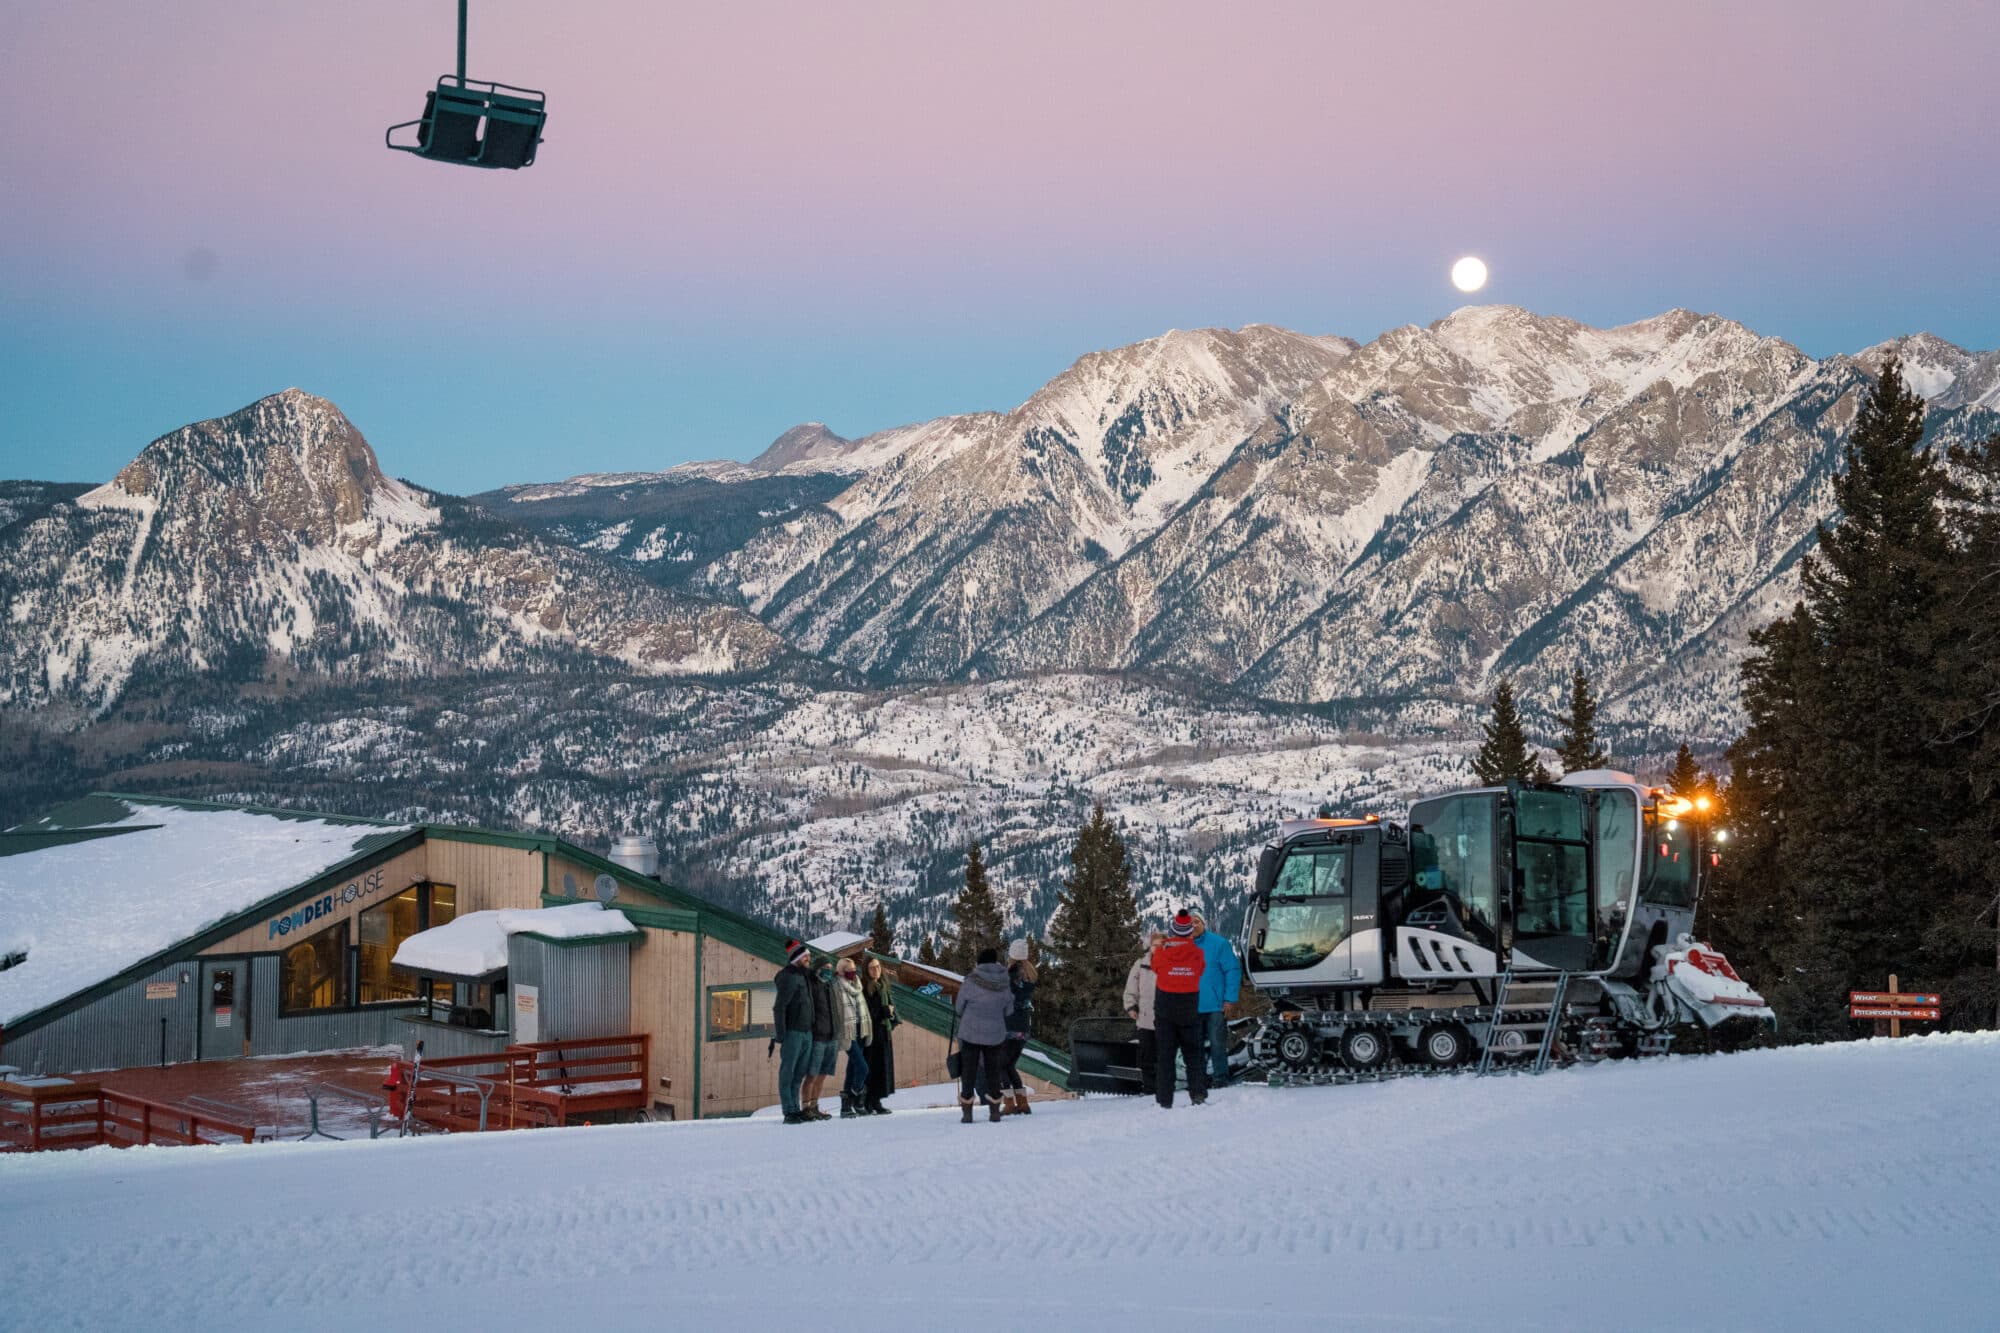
[1476,970,1570,1076]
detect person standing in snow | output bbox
[770,939,817,1125]
[1124,929,1163,1096]
[801,954,839,1120]
[834,956,874,1118]
[953,946,1016,1124]
[1151,911,1208,1109]
[1191,911,1243,1089]
[861,955,897,1114]
[997,938,1037,1115]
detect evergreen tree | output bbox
[916,934,941,968]
[867,903,896,956]
[940,844,1006,973]
[1667,743,1704,799]
[1724,359,1958,1036]
[1038,804,1144,1041]
[1472,679,1551,785]
[1555,667,1609,774]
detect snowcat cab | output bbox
[1239,772,1772,1084]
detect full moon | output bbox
[1451,256,1488,293]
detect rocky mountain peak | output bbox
[81,388,413,544]
[750,422,854,473]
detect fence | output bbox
[400,1033,649,1132]
[0,1079,256,1153]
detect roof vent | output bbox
[608,835,658,880]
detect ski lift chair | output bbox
[386,76,546,169]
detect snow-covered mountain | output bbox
[488,307,1997,741]
[0,390,792,716]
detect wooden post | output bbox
[1889,973,1901,1040]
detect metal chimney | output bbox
[608,835,659,879]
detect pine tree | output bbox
[916,934,941,968]
[1472,679,1550,785]
[1038,804,1144,1041]
[1667,743,1704,799]
[940,844,1006,973]
[1555,667,1609,774]
[867,903,896,956]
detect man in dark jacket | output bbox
[1151,910,1208,1109]
[770,939,816,1124]
[801,954,839,1120]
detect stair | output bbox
[1476,970,1570,1076]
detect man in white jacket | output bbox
[1123,930,1164,1096]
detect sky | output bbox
[2,0,1997,494]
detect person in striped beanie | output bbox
[1150,911,1209,1108]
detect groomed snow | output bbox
[391,902,639,978]
[0,802,413,1027]
[3,1033,1995,1331]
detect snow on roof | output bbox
[807,930,869,954]
[0,799,414,1027]
[392,902,638,979]
[904,960,962,983]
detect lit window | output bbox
[706,983,777,1041]
[280,921,349,1014]
[359,883,457,1005]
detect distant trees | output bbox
[1554,667,1609,774]
[1038,804,1144,1041]
[1716,359,1996,1034]
[1472,679,1550,785]
[868,903,896,956]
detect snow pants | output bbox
[777,1030,814,1116]
[1154,992,1206,1108]
[1135,1027,1157,1094]
[957,1040,1007,1105]
[843,1039,869,1097]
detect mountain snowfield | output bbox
[1,1033,1993,1331]
[3,305,1997,939]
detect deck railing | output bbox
[0,1079,255,1153]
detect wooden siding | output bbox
[695,935,783,1118]
[199,845,430,957]
[625,924,699,1121]
[424,837,545,913]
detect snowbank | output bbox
[391,902,638,978]
[0,802,412,1026]
[2,1033,1995,1331]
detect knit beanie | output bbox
[1169,911,1195,938]
[786,939,810,965]
[1008,938,1030,962]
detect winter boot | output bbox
[1014,1090,1033,1116]
[868,1097,892,1115]
[783,1111,807,1125]
[988,1097,1005,1123]
[959,1097,976,1124]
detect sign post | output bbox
[1849,974,1942,1030]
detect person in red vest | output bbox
[1151,911,1209,1109]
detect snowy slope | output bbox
[2,1033,1994,1331]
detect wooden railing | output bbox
[400,1034,650,1132]
[0,1079,255,1153]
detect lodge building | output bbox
[0,794,1066,1116]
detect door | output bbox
[1506,786,1597,973]
[1247,838,1355,985]
[200,960,250,1059]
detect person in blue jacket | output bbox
[1191,911,1242,1088]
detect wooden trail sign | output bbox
[1848,975,1938,1035]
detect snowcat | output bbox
[1238,770,1774,1084]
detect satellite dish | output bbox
[562,872,578,898]
[593,874,618,905]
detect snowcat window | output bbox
[1516,842,1589,937]
[1407,795,1499,945]
[1251,845,1350,972]
[1594,790,1638,937]
[1272,844,1348,898]
[1643,814,1697,909]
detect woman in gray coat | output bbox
[953,947,1015,1124]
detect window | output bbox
[1272,844,1348,898]
[358,882,456,1004]
[1253,845,1350,972]
[280,920,349,1014]
[1595,789,1639,938]
[1643,814,1697,909]
[1409,794,1499,945]
[706,983,777,1041]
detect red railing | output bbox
[0,1080,255,1153]
[399,1034,650,1132]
